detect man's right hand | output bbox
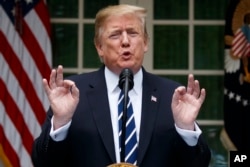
[43,65,79,130]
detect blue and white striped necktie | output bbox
[118,90,138,165]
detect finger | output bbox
[63,80,80,100]
[63,80,75,90]
[42,78,51,96]
[172,86,186,107]
[49,69,57,89]
[192,80,201,98]
[56,65,64,87]
[198,88,206,104]
[187,74,194,94]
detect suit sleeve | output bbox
[172,129,211,167]
[31,108,72,167]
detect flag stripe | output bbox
[231,29,250,57]
[34,0,51,38]
[0,101,33,167]
[0,31,46,125]
[25,9,52,66]
[0,80,34,153]
[0,54,42,139]
[22,14,51,79]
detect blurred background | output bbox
[1,0,250,166]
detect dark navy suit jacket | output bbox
[32,66,211,167]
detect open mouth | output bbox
[121,51,132,60]
[122,51,131,56]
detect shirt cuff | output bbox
[175,123,202,146]
[49,116,72,142]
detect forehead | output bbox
[103,14,143,30]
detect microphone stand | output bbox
[108,68,135,167]
[120,75,130,162]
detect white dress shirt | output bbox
[50,67,202,163]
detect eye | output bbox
[128,31,139,37]
[109,32,121,39]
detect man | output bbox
[32,4,211,167]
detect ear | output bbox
[95,42,104,58]
[143,37,149,53]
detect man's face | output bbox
[95,14,148,75]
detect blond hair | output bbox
[94,4,148,45]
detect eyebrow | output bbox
[109,27,138,33]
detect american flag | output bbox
[0,0,51,166]
[151,95,157,102]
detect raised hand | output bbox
[171,74,206,130]
[43,65,79,130]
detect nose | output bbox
[121,32,130,47]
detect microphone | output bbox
[118,68,134,162]
[118,68,134,91]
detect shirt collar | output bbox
[104,67,142,95]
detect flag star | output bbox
[235,95,241,102]
[26,0,33,4]
[242,100,248,106]
[228,92,234,99]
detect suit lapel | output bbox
[86,67,116,163]
[137,71,159,165]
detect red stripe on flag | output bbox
[232,33,244,49]
[0,125,20,167]
[0,80,34,153]
[0,31,46,125]
[35,0,51,37]
[21,20,51,81]
[232,31,248,57]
